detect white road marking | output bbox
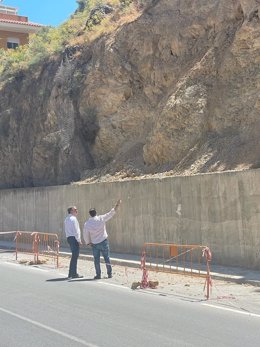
[203,303,260,318]
[0,306,98,347]
[58,272,69,277]
[25,266,48,272]
[97,281,129,289]
[4,262,48,271]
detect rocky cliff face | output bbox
[0,0,259,188]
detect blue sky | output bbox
[2,0,78,26]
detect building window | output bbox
[7,38,20,49]
[7,42,19,49]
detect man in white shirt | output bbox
[64,206,83,279]
[83,199,121,279]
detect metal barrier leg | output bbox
[32,233,39,264]
[15,231,19,261]
[56,240,60,268]
[206,274,210,300]
[140,250,149,288]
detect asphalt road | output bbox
[1,262,260,347]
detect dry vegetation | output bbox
[0,0,146,81]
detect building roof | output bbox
[0,4,43,33]
[0,18,42,27]
[0,18,43,34]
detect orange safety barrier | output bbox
[141,242,212,299]
[15,231,60,268]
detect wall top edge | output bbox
[0,168,259,194]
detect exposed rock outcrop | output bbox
[0,0,259,188]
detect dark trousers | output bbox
[67,236,79,277]
[92,239,112,277]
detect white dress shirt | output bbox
[83,209,115,245]
[64,214,81,243]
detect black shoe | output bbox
[94,275,101,280]
[108,274,112,278]
[71,274,83,279]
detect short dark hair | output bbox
[89,208,96,217]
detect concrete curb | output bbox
[60,251,141,268]
[59,252,260,287]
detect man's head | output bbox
[68,206,78,216]
[89,208,97,217]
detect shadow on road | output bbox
[46,277,96,283]
[46,278,69,282]
[68,278,95,282]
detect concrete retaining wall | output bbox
[0,169,260,269]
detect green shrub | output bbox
[0,0,143,80]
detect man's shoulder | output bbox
[84,216,101,225]
[67,215,77,222]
